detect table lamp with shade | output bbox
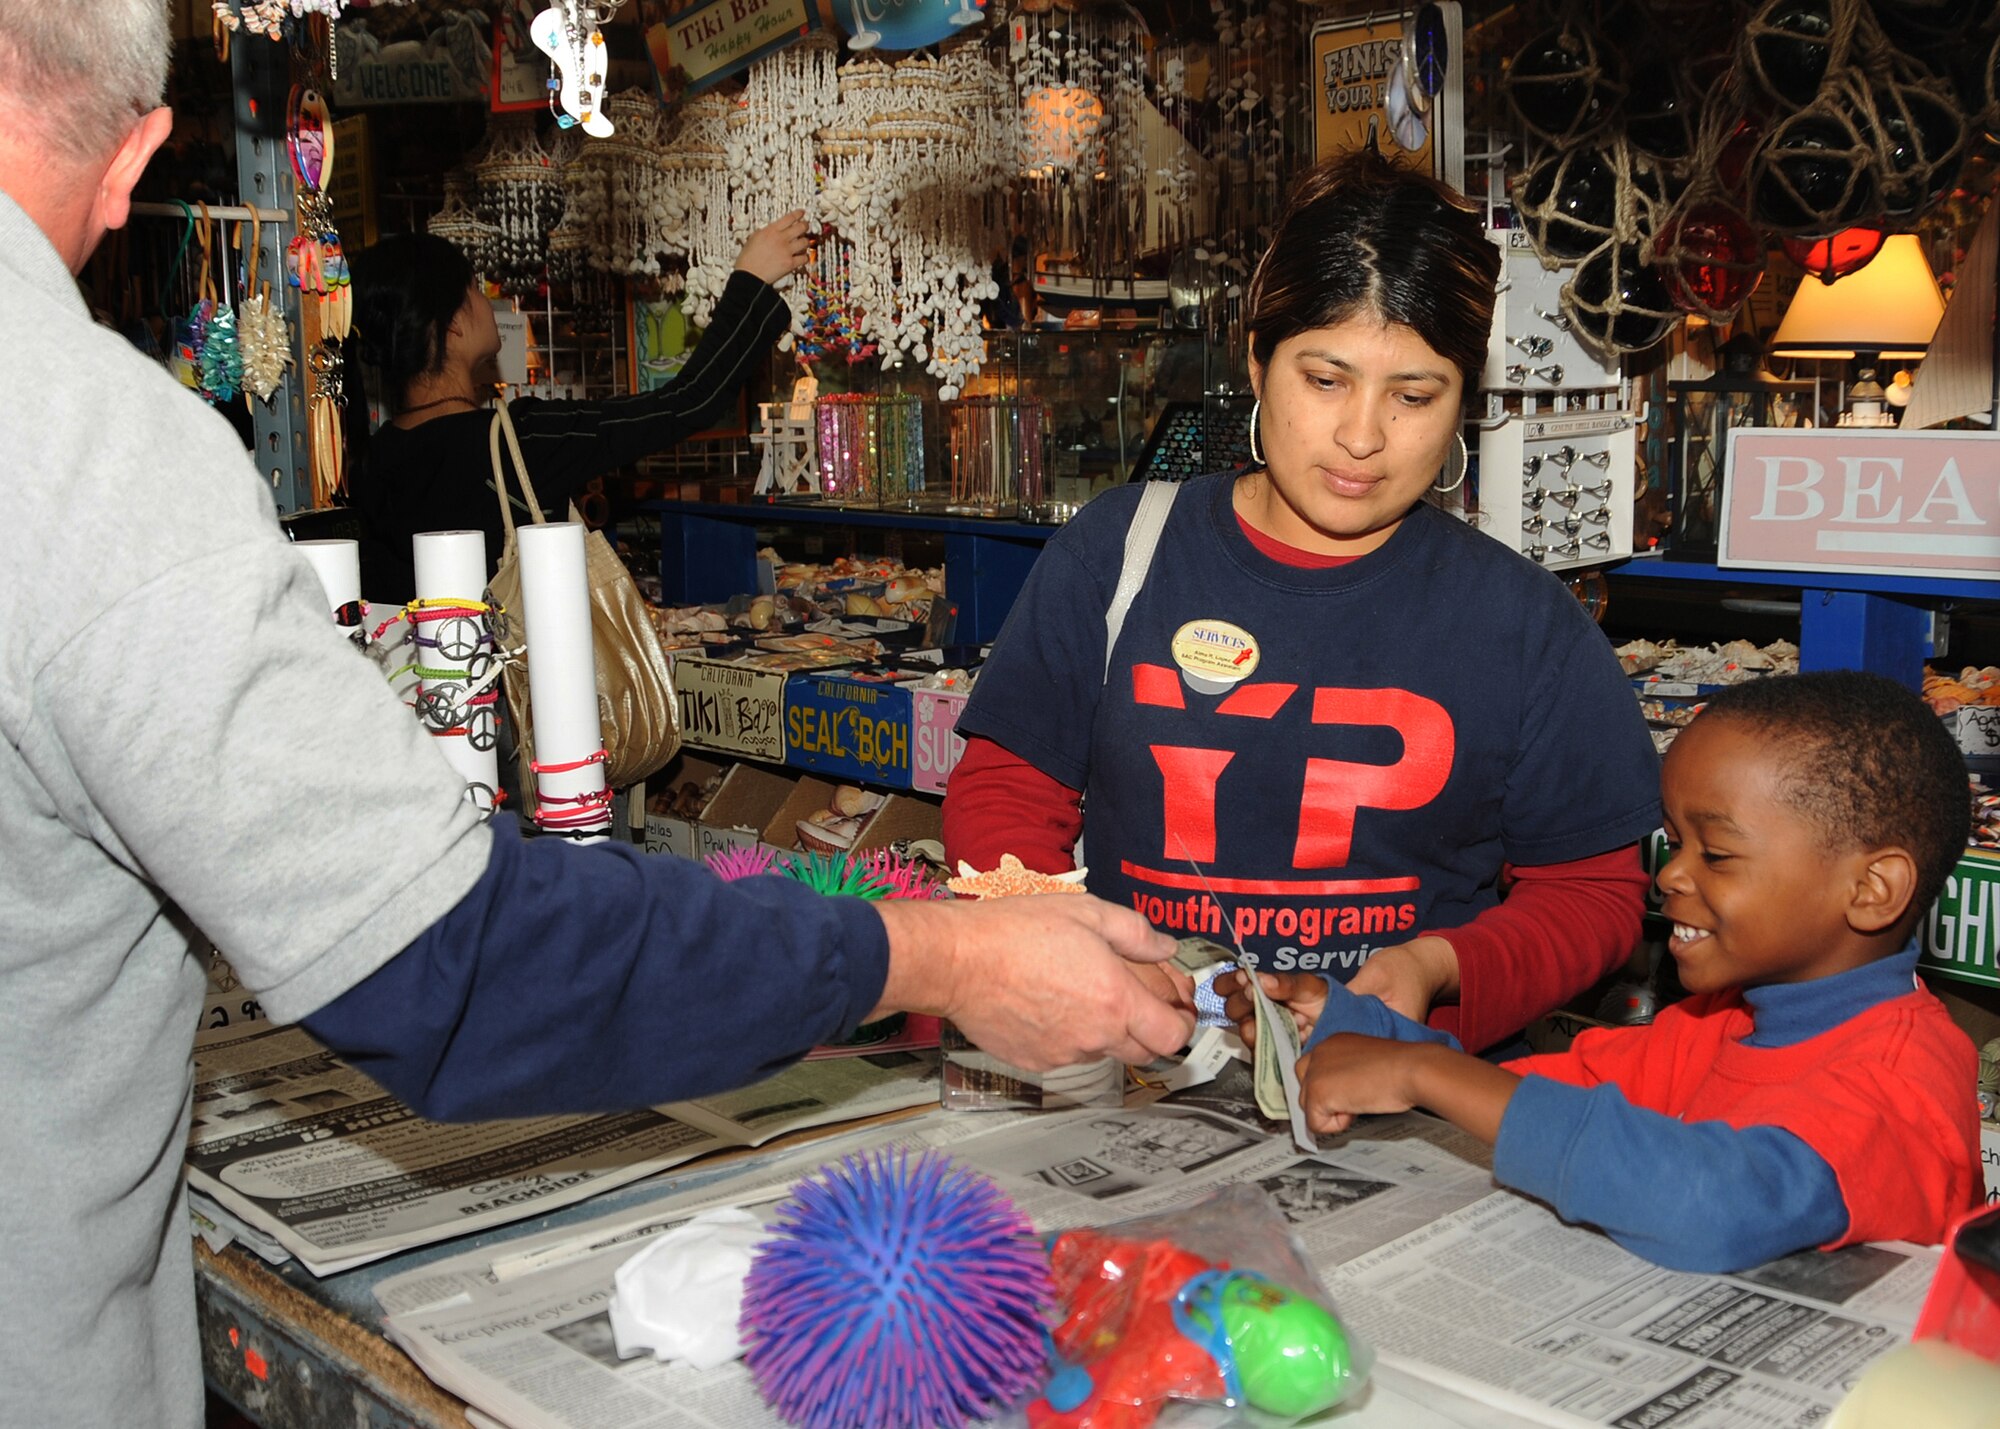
[1767,233,1946,426]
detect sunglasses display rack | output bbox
[1434,235,1638,575]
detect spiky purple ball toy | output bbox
[740,1149,1052,1429]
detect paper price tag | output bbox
[1957,706,2000,756]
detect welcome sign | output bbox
[1719,428,2000,581]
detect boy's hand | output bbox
[1345,935,1459,1024]
[1300,1035,1523,1143]
[1217,968,1326,1048]
[1297,1033,1427,1135]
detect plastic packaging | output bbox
[939,1021,1124,1111]
[1024,1184,1371,1428]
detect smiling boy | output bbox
[1232,671,1981,1271]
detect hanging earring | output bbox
[1247,398,1265,467]
[1432,431,1469,494]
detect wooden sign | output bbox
[1720,428,2000,581]
[644,0,817,97]
[331,16,492,106]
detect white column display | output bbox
[293,538,363,641]
[412,530,501,812]
[517,522,610,841]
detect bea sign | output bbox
[1720,428,2000,580]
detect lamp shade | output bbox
[1768,234,1945,359]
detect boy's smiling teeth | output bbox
[1673,923,1710,946]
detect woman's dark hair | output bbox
[348,233,474,410]
[1246,149,1501,404]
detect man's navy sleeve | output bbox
[1495,1076,1848,1271]
[303,815,890,1120]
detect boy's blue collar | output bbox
[1739,941,1921,1049]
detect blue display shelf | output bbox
[1604,556,1996,686]
[642,499,1059,645]
[1607,556,2000,603]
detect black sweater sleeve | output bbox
[506,271,790,509]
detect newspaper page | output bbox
[187,1021,939,1275]
[1327,1190,1934,1429]
[375,1086,1935,1429]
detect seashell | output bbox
[797,814,862,854]
[832,786,885,818]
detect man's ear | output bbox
[1847,845,1919,935]
[94,107,173,234]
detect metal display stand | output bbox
[232,38,310,514]
[1444,234,1638,573]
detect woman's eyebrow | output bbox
[1290,349,1451,384]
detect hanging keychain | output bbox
[239,210,292,405]
[199,210,244,403]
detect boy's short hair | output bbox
[1698,671,1971,918]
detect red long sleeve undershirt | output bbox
[940,507,1651,1052]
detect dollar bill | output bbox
[1242,951,1318,1153]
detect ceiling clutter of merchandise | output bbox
[1501,0,2000,355]
[236,0,1302,396]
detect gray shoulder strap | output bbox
[1103,480,1179,683]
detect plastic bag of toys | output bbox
[1024,1183,1371,1429]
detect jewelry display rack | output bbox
[1439,233,1638,575]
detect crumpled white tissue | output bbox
[608,1207,767,1370]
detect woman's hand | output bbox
[1346,935,1459,1024]
[1218,968,1327,1049]
[734,210,811,284]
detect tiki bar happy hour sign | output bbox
[1720,428,2000,581]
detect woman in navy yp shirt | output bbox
[946,151,1661,1053]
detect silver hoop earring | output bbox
[1432,431,1469,495]
[1247,399,1265,467]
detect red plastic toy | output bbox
[1026,1231,1230,1429]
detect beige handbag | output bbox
[487,399,681,794]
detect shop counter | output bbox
[196,1103,1500,1429]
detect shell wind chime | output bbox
[727,32,842,340]
[806,50,1009,397]
[673,92,741,319]
[427,171,501,276]
[1009,5,1154,289]
[475,116,566,293]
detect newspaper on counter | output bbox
[375,1075,1935,1429]
[187,1021,940,1276]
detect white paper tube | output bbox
[412,530,500,805]
[517,522,609,841]
[293,538,360,620]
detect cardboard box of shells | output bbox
[643,756,943,864]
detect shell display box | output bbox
[639,753,732,858]
[692,762,800,862]
[763,776,943,859]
